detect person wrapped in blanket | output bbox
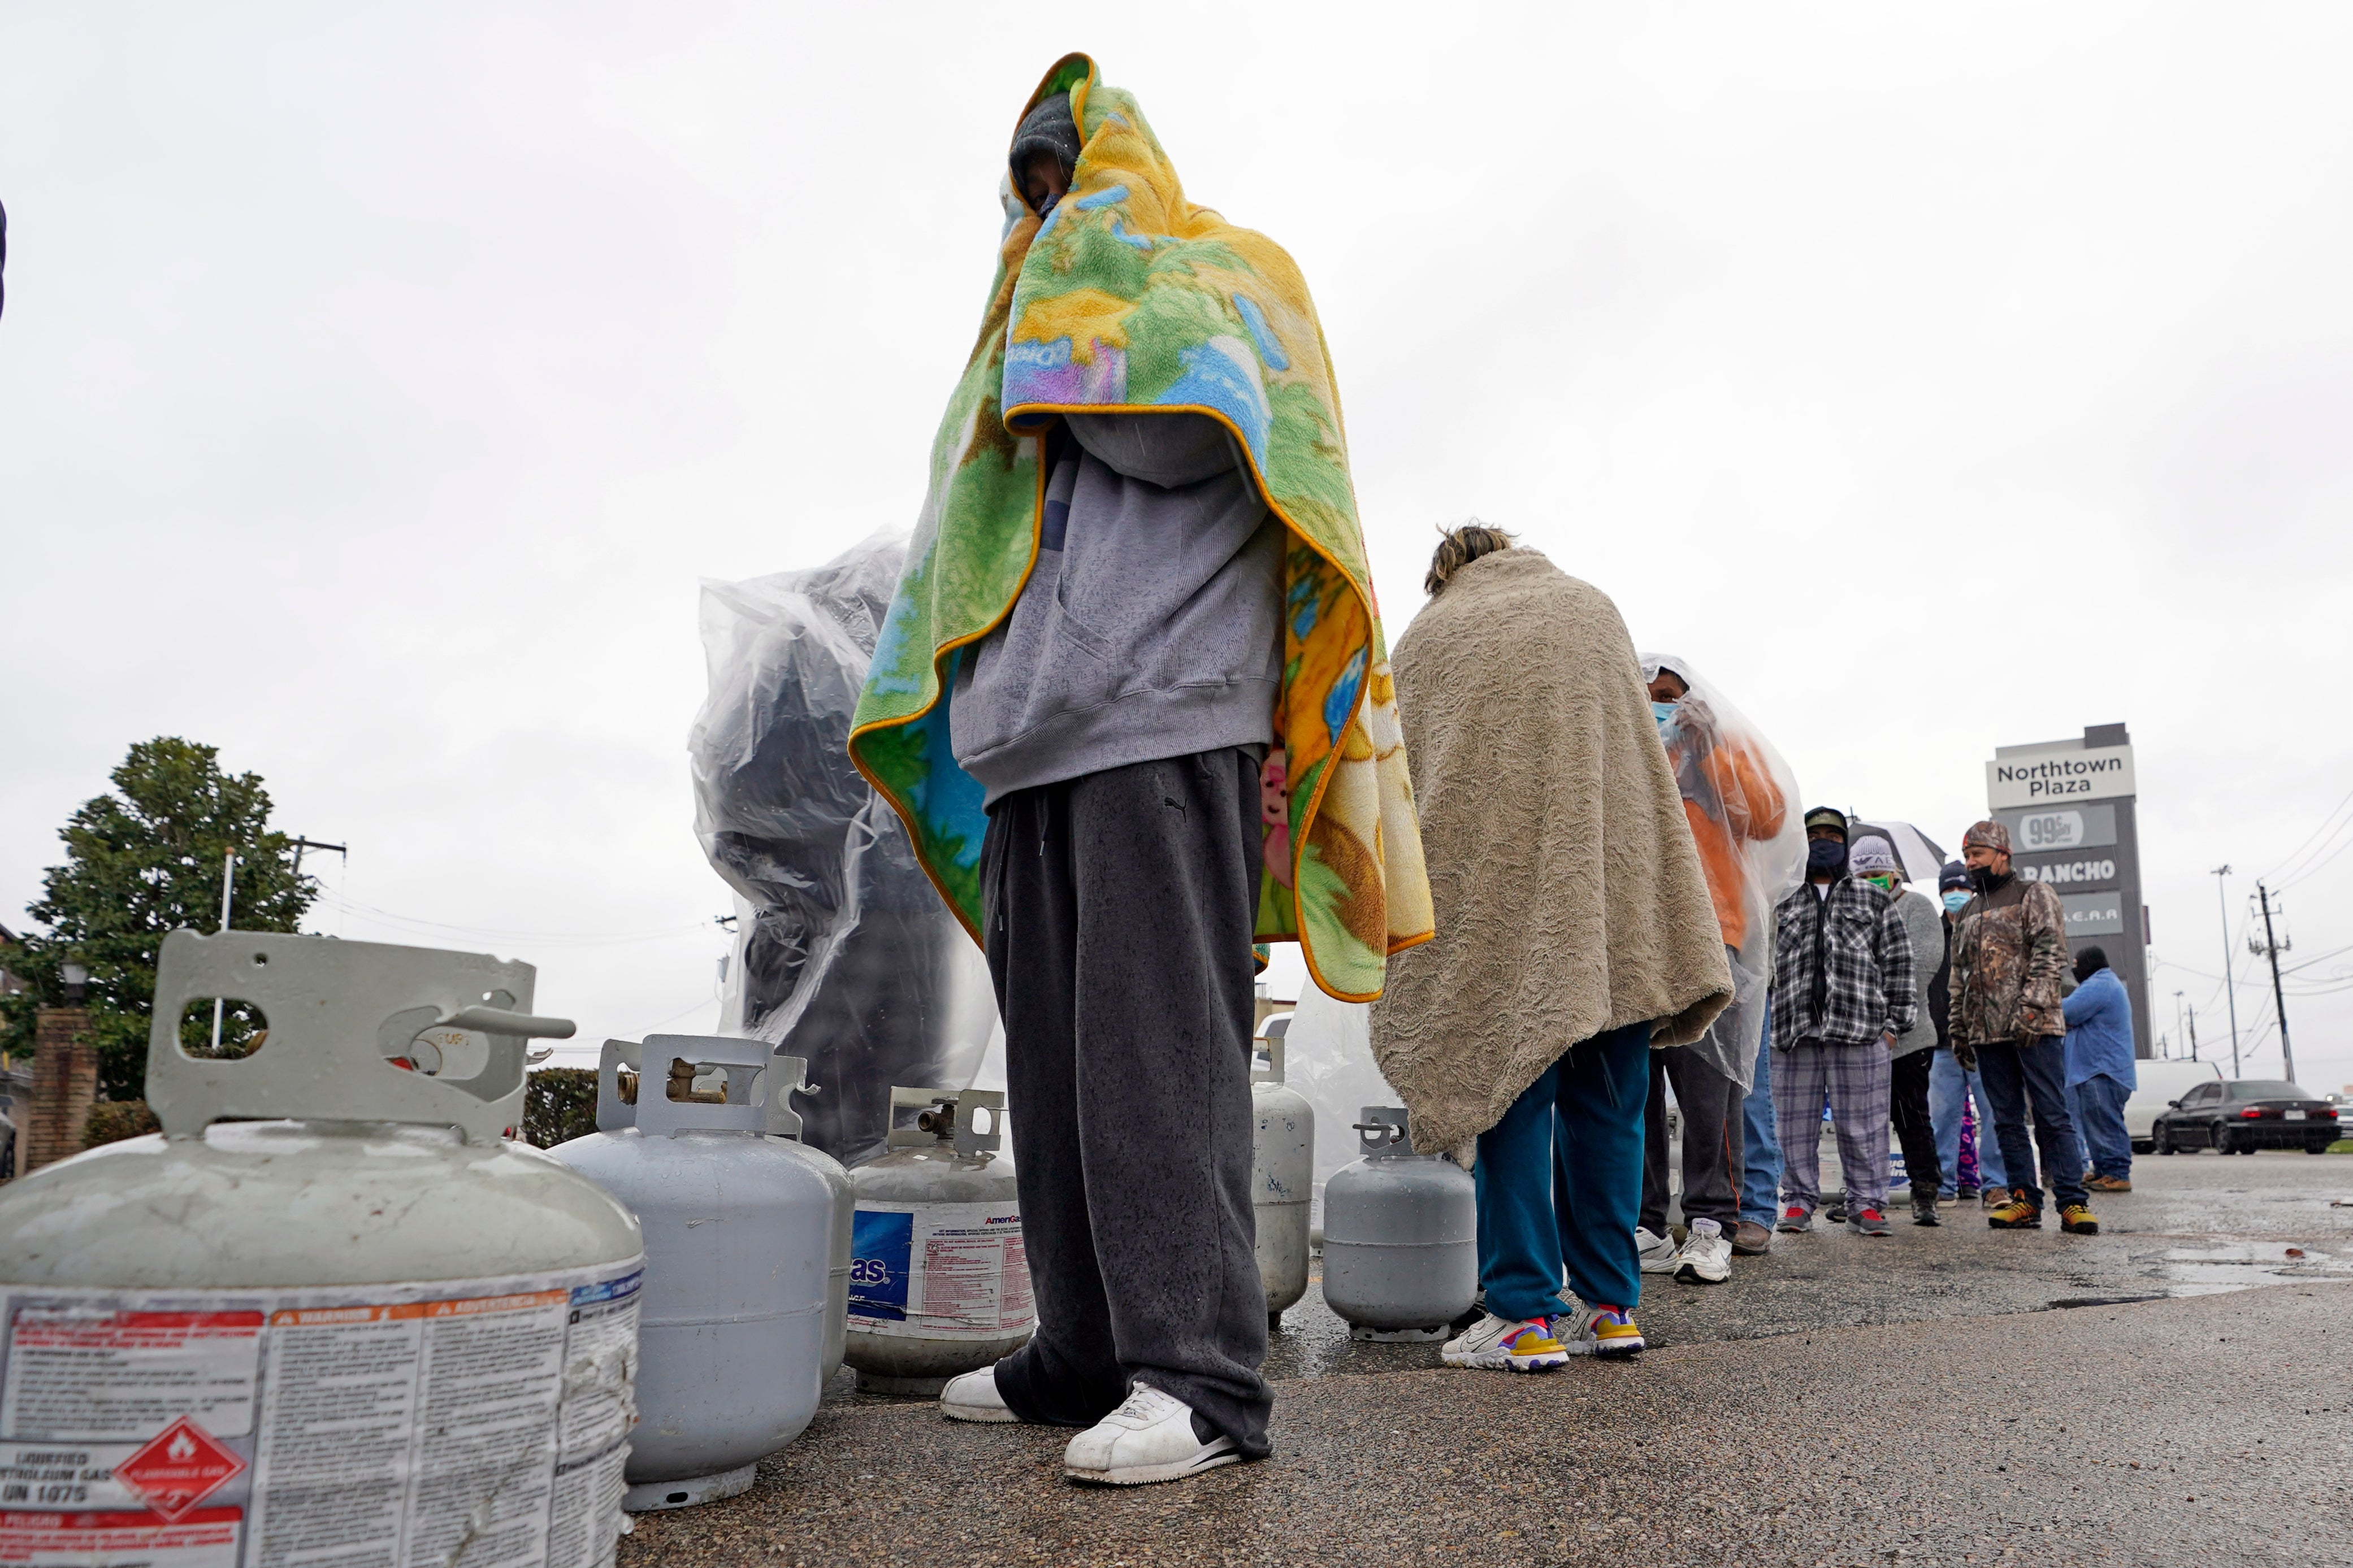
[1632,655,1802,1275]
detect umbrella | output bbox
[1849,819,1948,886]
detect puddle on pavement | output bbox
[2157,1241,2353,1295]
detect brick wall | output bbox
[25,1008,97,1172]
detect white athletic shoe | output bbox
[1635,1224,1682,1274]
[939,1366,1020,1423]
[1673,1217,1732,1284]
[1063,1385,1240,1486]
[1440,1312,1570,1372]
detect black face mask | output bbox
[1969,863,2011,894]
[1806,839,1847,878]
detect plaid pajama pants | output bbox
[1771,1039,1893,1214]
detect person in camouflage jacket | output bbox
[1951,820,2096,1235]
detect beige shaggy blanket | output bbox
[1368,548,1732,1161]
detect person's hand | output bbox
[1881,1030,1898,1049]
[1675,694,1718,739]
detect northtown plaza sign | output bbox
[1985,746,2135,809]
[1986,726,2152,1058]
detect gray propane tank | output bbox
[843,1087,1032,1395]
[0,930,643,1568]
[1249,1028,1313,1324]
[1320,1105,1477,1341]
[547,1036,850,1511]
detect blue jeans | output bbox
[2069,1072,2133,1181]
[1739,997,1780,1226]
[1929,1047,2006,1195]
[1473,1021,1650,1323]
[1976,1036,2087,1210]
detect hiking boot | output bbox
[1731,1220,1773,1256]
[1987,1196,2043,1228]
[1980,1186,2010,1210]
[2059,1204,2100,1235]
[2085,1174,2133,1193]
[1775,1204,1813,1233]
[1847,1207,1892,1236]
[1911,1193,1941,1227]
[1635,1226,1682,1275]
[1955,1184,1981,1199]
[1441,1313,1568,1372]
[1675,1218,1732,1283]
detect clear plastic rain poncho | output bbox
[688,532,999,1169]
[1637,653,1806,1089]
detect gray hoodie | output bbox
[1888,887,1947,1058]
[948,412,1284,804]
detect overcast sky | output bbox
[3,4,2348,1089]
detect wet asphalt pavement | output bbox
[622,1149,2353,1567]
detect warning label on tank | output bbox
[847,1202,1032,1340]
[0,1259,640,1568]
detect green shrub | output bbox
[83,1100,161,1149]
[524,1067,599,1148]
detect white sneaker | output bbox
[939,1366,1020,1423]
[1635,1225,1682,1274]
[1440,1311,1569,1372]
[1063,1384,1240,1486]
[1673,1217,1732,1284]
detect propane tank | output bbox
[1249,1030,1313,1324]
[547,1037,848,1511]
[1321,1105,1477,1341]
[843,1087,1032,1395]
[0,931,643,1568]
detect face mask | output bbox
[1943,889,1970,914]
[1969,863,2010,893]
[1650,701,1678,731]
[1866,872,1899,894]
[1806,839,1846,876]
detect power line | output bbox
[2261,784,2353,885]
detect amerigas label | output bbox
[0,1260,640,1568]
[847,1202,1033,1340]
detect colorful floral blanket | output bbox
[848,53,1433,1000]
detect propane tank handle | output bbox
[1250,1035,1286,1085]
[630,1035,774,1137]
[886,1084,1006,1158]
[1354,1105,1412,1156]
[144,928,554,1145]
[765,1054,815,1140]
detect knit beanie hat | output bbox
[1009,93,1082,196]
[1938,859,1970,892]
[1850,838,1901,879]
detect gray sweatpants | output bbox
[1641,1045,1744,1233]
[980,748,1272,1457]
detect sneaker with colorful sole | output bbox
[1560,1304,1645,1358]
[1440,1313,1569,1372]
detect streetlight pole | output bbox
[2212,866,2239,1074]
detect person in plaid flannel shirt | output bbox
[1766,807,1915,1236]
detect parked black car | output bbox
[2152,1079,2341,1154]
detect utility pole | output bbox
[2252,881,2294,1084]
[2186,1003,2198,1062]
[289,836,348,878]
[2212,866,2240,1072]
[2172,991,2183,1062]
